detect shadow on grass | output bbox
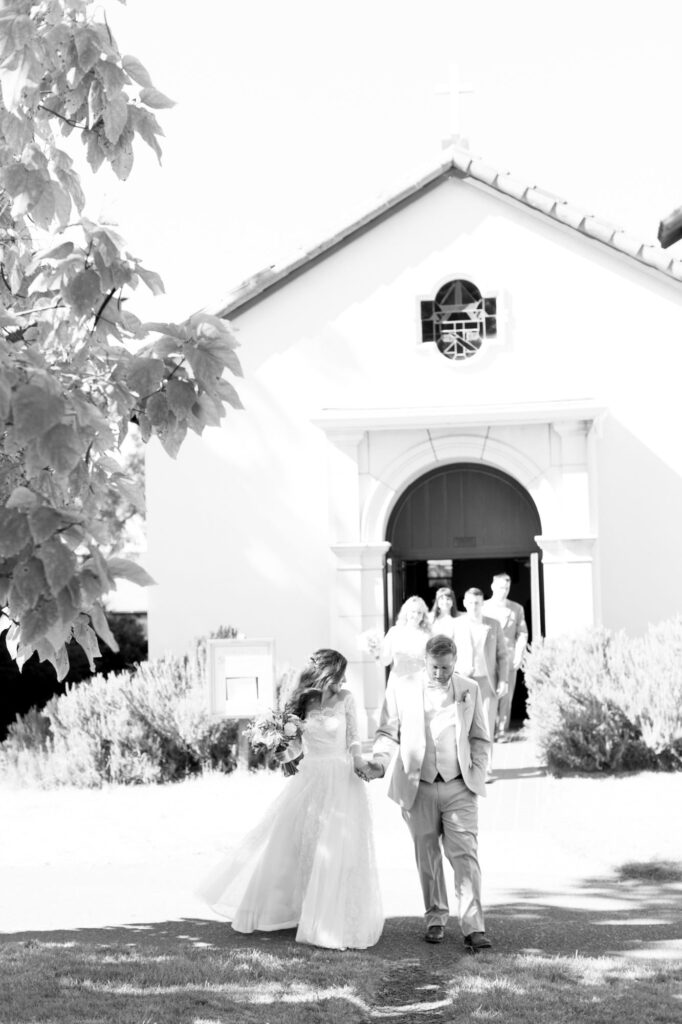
[2,881,682,1024]
[485,859,682,960]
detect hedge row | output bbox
[0,638,242,787]
[524,618,682,774]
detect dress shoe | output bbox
[464,931,492,950]
[424,925,445,943]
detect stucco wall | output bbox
[146,177,682,668]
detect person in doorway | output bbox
[483,573,528,739]
[429,586,458,641]
[356,634,492,950]
[452,588,508,770]
[199,649,384,950]
[381,595,432,682]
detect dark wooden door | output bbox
[387,463,542,562]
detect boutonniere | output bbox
[456,691,471,705]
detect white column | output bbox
[536,419,599,636]
[548,420,593,536]
[331,542,391,739]
[535,536,597,636]
[323,429,391,738]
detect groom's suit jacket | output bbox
[372,671,491,809]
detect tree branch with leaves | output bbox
[0,0,243,679]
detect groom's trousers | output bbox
[402,777,484,934]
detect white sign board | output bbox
[206,638,275,718]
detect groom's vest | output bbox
[420,682,461,783]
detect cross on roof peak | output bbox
[435,64,474,150]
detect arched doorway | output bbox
[385,462,543,723]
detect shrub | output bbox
[524,619,682,774]
[0,612,147,742]
[0,635,241,788]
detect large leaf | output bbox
[79,568,105,605]
[72,615,101,672]
[97,60,127,99]
[144,390,169,427]
[213,377,244,410]
[0,508,30,557]
[166,379,197,417]
[110,128,135,181]
[102,93,128,146]
[73,26,101,74]
[136,266,164,296]
[158,416,187,459]
[37,423,83,474]
[8,557,49,616]
[5,486,39,510]
[139,86,175,109]
[38,536,78,596]
[107,557,156,587]
[127,356,165,396]
[185,343,225,392]
[12,385,64,442]
[62,267,102,317]
[122,55,153,88]
[191,392,224,429]
[52,642,70,681]
[89,602,119,652]
[128,105,163,161]
[19,598,59,648]
[56,578,81,624]
[29,506,65,544]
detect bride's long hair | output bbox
[286,648,348,719]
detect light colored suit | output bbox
[373,671,490,806]
[452,614,508,750]
[483,598,528,733]
[372,671,491,934]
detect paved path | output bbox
[1,736,681,967]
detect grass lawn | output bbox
[1,930,681,1023]
[1,740,681,1022]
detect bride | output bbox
[199,648,384,950]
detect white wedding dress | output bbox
[200,691,384,950]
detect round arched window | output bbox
[420,279,497,360]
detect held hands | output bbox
[354,757,384,782]
[497,681,509,697]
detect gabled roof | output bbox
[215,143,682,319]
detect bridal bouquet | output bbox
[358,627,383,660]
[245,708,303,775]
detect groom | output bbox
[359,633,493,950]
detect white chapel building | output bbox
[145,144,682,734]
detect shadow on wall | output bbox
[596,415,682,633]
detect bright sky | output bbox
[92,0,682,325]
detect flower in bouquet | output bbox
[245,707,302,759]
[359,627,383,660]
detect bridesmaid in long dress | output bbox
[381,595,431,682]
[429,586,458,641]
[199,649,384,950]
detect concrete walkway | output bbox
[1,736,681,962]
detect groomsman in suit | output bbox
[358,634,493,950]
[483,573,528,738]
[452,588,508,767]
